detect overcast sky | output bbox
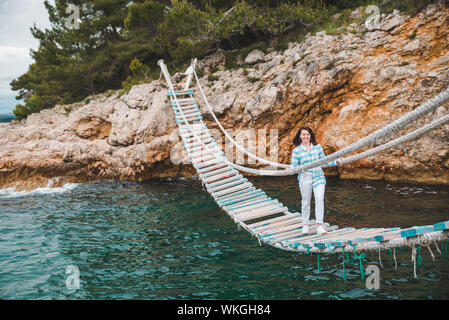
[0,0,52,114]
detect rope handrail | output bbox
[187,57,449,175]
[189,60,449,175]
[192,67,291,169]
[161,59,449,176]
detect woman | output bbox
[285,126,340,235]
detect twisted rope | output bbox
[192,63,449,175]
[164,60,449,177]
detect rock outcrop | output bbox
[1,4,448,190]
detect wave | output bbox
[0,178,79,198]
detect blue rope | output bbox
[417,245,423,267]
[317,252,320,273]
[342,247,347,281]
[442,241,448,260]
[353,247,366,282]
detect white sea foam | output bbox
[0,178,79,198]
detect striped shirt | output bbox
[290,144,336,188]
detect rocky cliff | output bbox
[1,4,448,191]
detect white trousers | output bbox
[299,172,325,225]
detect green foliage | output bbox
[207,74,219,82]
[292,52,311,67]
[323,61,335,70]
[120,58,151,95]
[210,66,220,73]
[11,0,447,118]
[247,76,259,83]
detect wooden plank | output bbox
[285,227,355,248]
[250,217,302,235]
[170,97,195,103]
[182,132,210,142]
[173,104,198,111]
[168,89,194,96]
[216,186,257,201]
[220,191,265,207]
[178,125,207,134]
[176,117,202,124]
[218,188,259,203]
[191,154,219,164]
[258,221,307,237]
[231,202,280,216]
[214,186,256,202]
[348,228,400,246]
[174,106,200,114]
[185,137,214,149]
[217,186,265,201]
[189,149,220,160]
[185,142,216,154]
[236,207,289,222]
[178,122,205,129]
[373,229,402,242]
[173,105,198,111]
[206,174,243,189]
[247,213,298,230]
[347,229,395,246]
[175,111,202,120]
[433,220,449,231]
[328,228,387,247]
[208,178,247,193]
[222,195,268,211]
[175,111,201,119]
[266,224,333,245]
[212,182,253,197]
[400,225,434,238]
[313,228,379,249]
[195,159,225,171]
[204,171,238,184]
[226,197,273,213]
[219,189,264,205]
[263,223,324,242]
[200,167,233,179]
[193,157,219,167]
[223,196,270,210]
[286,227,357,248]
[273,225,341,246]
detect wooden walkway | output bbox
[168,89,449,254]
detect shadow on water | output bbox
[0,176,448,299]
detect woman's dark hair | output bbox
[293,126,317,146]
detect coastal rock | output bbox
[1,3,449,190]
[245,49,266,64]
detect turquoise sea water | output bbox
[1,176,448,300]
[0,114,15,123]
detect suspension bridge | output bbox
[157,59,449,278]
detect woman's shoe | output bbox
[302,224,309,234]
[317,225,327,235]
